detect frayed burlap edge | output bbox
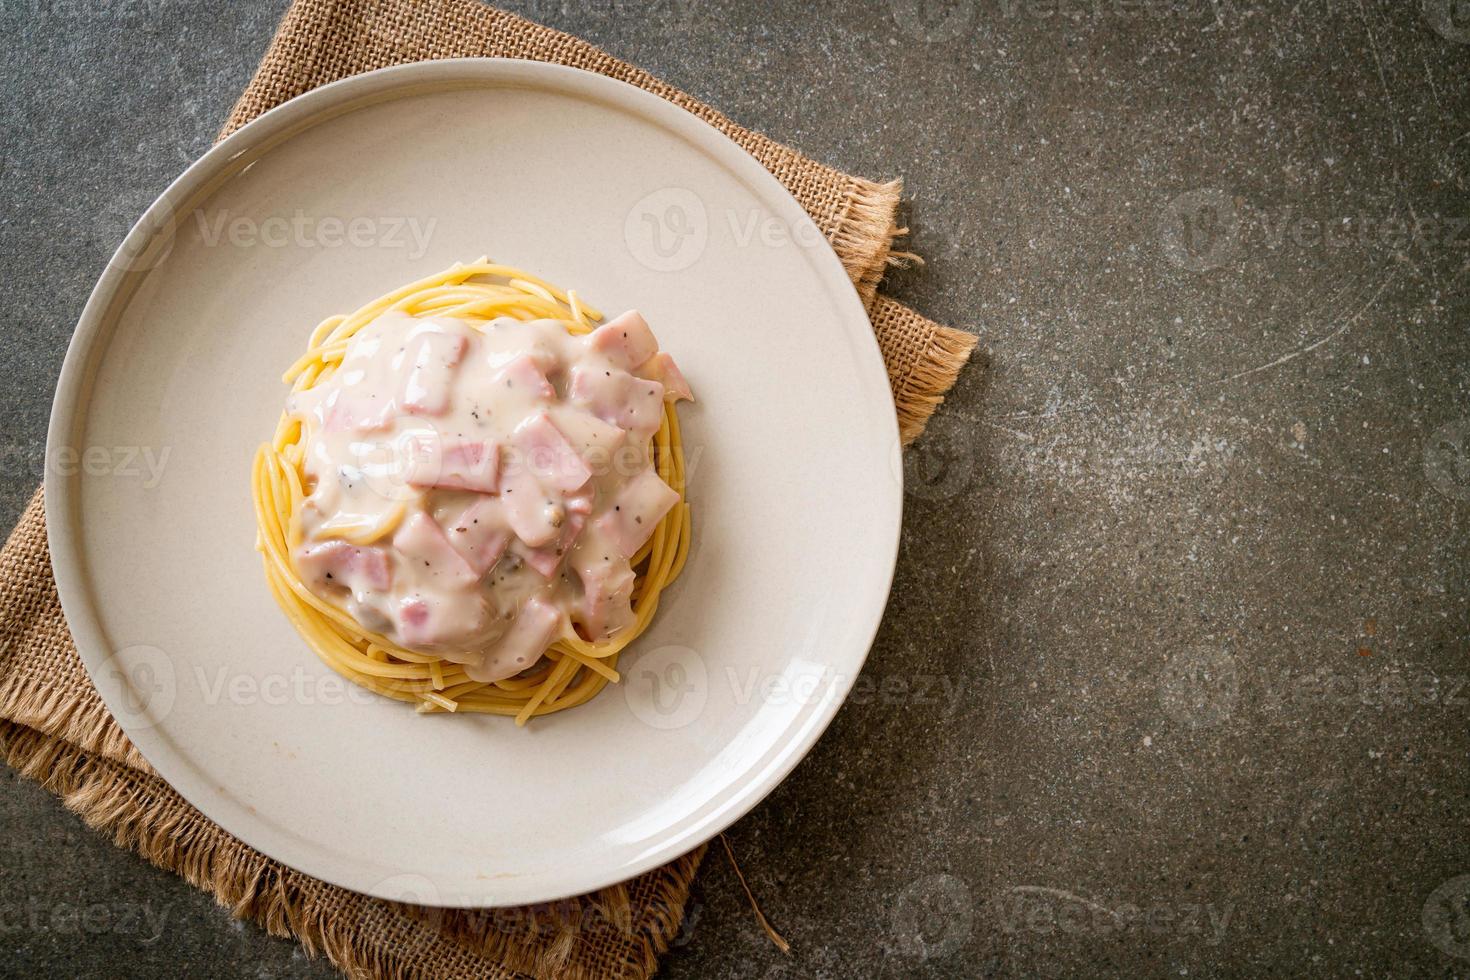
[832,178,904,304]
[0,488,152,773]
[900,326,980,445]
[870,296,980,445]
[0,717,708,980]
[0,667,152,773]
[432,851,707,980]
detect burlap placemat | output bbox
[0,1,976,977]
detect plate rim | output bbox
[45,57,902,906]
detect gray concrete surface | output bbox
[1,1,1468,977]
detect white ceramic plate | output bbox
[47,59,900,906]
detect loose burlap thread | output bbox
[0,1,977,977]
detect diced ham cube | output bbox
[492,354,555,400]
[296,541,392,592]
[405,437,500,494]
[636,352,693,403]
[516,509,586,579]
[549,408,627,458]
[594,468,679,558]
[574,558,636,641]
[305,330,397,431]
[511,413,592,494]
[440,441,499,492]
[392,511,480,586]
[441,495,513,575]
[499,462,565,548]
[397,596,434,646]
[401,327,468,415]
[587,310,659,370]
[395,592,490,650]
[320,390,393,433]
[568,367,665,440]
[468,597,563,682]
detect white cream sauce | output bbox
[287,309,691,683]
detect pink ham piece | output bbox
[392,511,480,587]
[511,412,592,494]
[516,508,586,579]
[549,409,627,458]
[396,594,489,648]
[296,541,392,592]
[441,495,513,575]
[395,591,492,650]
[587,310,659,370]
[499,462,564,548]
[297,331,397,432]
[397,596,434,646]
[574,557,636,640]
[405,437,499,494]
[568,366,665,440]
[469,597,563,682]
[594,468,680,558]
[636,352,693,403]
[492,354,555,400]
[319,389,394,433]
[401,327,468,415]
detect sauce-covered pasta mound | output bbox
[253,262,693,722]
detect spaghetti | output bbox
[251,260,692,724]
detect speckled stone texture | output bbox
[1,1,1468,977]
